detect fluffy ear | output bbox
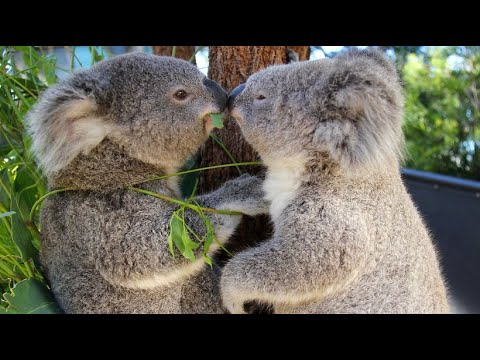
[312,49,404,171]
[26,81,110,177]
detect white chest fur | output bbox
[263,157,306,221]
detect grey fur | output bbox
[222,49,449,314]
[27,53,267,313]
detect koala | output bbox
[26,53,267,313]
[222,49,450,314]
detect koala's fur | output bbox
[27,53,268,313]
[223,49,450,314]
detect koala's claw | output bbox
[243,300,275,314]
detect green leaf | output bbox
[202,254,213,267]
[0,211,15,219]
[180,226,199,262]
[210,113,224,129]
[167,215,177,258]
[2,278,61,314]
[9,166,41,260]
[202,218,215,257]
[191,198,231,262]
[0,305,16,314]
[179,210,199,262]
[170,212,185,255]
[169,211,200,262]
[11,196,37,260]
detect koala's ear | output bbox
[312,49,404,170]
[27,79,110,177]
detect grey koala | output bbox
[222,49,450,314]
[26,53,268,313]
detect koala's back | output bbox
[39,187,221,314]
[283,171,449,314]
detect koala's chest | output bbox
[263,168,303,221]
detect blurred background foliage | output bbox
[0,45,479,313]
[401,47,480,180]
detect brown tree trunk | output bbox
[288,46,311,61]
[152,46,196,63]
[198,46,308,263]
[199,46,288,192]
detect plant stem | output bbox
[23,259,34,278]
[141,161,262,183]
[209,133,243,174]
[28,162,263,228]
[189,46,205,63]
[29,188,74,224]
[127,187,243,216]
[0,72,37,98]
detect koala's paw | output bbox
[221,276,274,314]
[243,300,275,314]
[221,280,248,314]
[219,174,270,216]
[222,174,262,194]
[223,300,275,314]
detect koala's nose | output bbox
[227,83,245,111]
[203,78,227,111]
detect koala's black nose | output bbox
[203,78,227,111]
[227,83,245,111]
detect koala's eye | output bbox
[256,94,266,100]
[174,90,188,100]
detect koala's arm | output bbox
[82,175,268,289]
[220,207,371,313]
[193,173,269,242]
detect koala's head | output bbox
[228,49,404,172]
[27,53,227,179]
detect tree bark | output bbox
[152,46,196,63]
[199,46,311,263]
[199,46,289,192]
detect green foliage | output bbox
[402,47,480,180]
[210,113,224,129]
[0,46,51,300]
[168,179,203,262]
[0,46,107,314]
[0,278,61,314]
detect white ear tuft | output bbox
[28,97,110,176]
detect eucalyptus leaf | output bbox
[0,305,16,314]
[202,254,213,267]
[11,195,37,260]
[180,216,199,262]
[2,278,61,314]
[170,212,186,255]
[0,211,15,219]
[210,113,224,129]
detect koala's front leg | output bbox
[193,174,270,245]
[220,212,371,314]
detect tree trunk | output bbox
[199,46,308,263]
[288,46,311,61]
[152,46,196,63]
[199,46,290,192]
